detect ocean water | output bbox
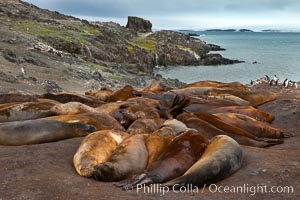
[156,31,300,84]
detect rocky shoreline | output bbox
[0,0,242,94]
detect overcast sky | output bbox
[24,0,300,31]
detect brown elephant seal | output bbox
[107,85,140,102]
[127,97,160,108]
[183,95,247,113]
[123,104,161,119]
[191,112,283,146]
[73,130,129,177]
[110,109,136,129]
[171,87,213,96]
[210,94,252,106]
[118,130,209,189]
[40,112,125,131]
[213,113,288,139]
[162,119,190,135]
[163,135,243,188]
[182,80,221,88]
[111,105,161,129]
[42,92,103,107]
[142,92,184,110]
[0,120,96,146]
[85,87,113,101]
[0,93,39,104]
[0,102,56,122]
[182,81,248,91]
[209,88,277,106]
[208,106,274,123]
[50,102,98,115]
[145,127,176,167]
[177,113,278,148]
[95,101,136,115]
[141,82,173,93]
[92,134,149,182]
[127,118,165,135]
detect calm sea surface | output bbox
[156,31,300,84]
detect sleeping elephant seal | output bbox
[73,130,129,177]
[0,120,96,146]
[213,113,288,139]
[182,81,248,91]
[141,82,173,93]
[177,113,276,148]
[40,112,125,131]
[0,102,56,122]
[85,87,113,101]
[42,92,103,107]
[209,88,277,106]
[0,93,38,104]
[92,134,149,182]
[208,106,274,123]
[161,119,190,135]
[145,127,176,167]
[127,118,165,135]
[50,102,98,115]
[163,135,243,188]
[107,85,140,102]
[119,130,209,189]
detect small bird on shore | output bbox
[21,66,27,75]
[283,78,289,88]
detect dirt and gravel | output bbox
[0,85,299,200]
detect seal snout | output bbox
[85,124,96,133]
[93,162,114,182]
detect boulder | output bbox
[126,16,152,32]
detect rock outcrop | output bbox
[0,0,243,94]
[126,16,152,32]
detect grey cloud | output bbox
[24,0,300,17]
[23,0,300,29]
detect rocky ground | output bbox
[0,0,241,95]
[0,84,299,200]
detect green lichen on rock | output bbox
[9,19,99,54]
[131,39,156,52]
[125,44,135,54]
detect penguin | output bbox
[283,78,289,88]
[291,81,298,89]
[273,75,279,86]
[265,75,270,82]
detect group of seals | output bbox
[0,79,289,189]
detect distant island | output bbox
[261,29,281,32]
[238,29,254,32]
[206,29,237,32]
[205,29,254,32]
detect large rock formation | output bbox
[126,16,152,32]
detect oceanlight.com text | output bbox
[132,183,294,196]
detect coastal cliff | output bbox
[0,0,241,94]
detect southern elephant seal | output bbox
[163,135,243,188]
[73,130,129,177]
[0,120,96,146]
[92,134,149,182]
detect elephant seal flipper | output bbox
[163,135,243,187]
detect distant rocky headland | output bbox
[0,0,242,94]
